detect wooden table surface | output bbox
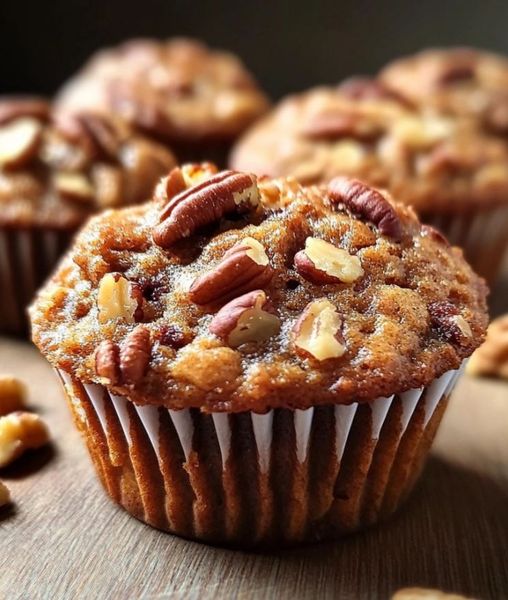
[1,291,507,599]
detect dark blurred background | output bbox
[2,0,508,99]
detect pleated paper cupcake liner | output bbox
[0,227,73,335]
[425,203,508,284]
[57,364,464,547]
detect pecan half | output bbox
[292,299,345,360]
[96,327,151,385]
[153,170,260,248]
[0,118,42,169]
[429,301,472,347]
[0,98,49,126]
[294,237,363,285]
[328,177,402,240]
[119,326,151,384]
[95,340,120,384]
[301,112,381,141]
[209,290,280,348]
[337,77,413,107]
[54,172,94,203]
[78,113,121,159]
[189,237,273,305]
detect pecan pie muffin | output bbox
[380,47,508,133]
[56,38,270,164]
[0,97,176,334]
[30,164,487,546]
[230,77,508,282]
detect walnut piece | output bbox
[0,412,50,468]
[0,117,42,169]
[0,375,26,416]
[294,237,363,285]
[466,314,508,379]
[328,177,402,240]
[189,236,273,304]
[209,290,280,348]
[293,299,345,360]
[153,169,260,248]
[97,273,142,324]
[0,480,10,507]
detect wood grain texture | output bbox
[0,336,507,600]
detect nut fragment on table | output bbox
[0,412,50,468]
[0,480,10,507]
[466,314,508,379]
[0,375,26,416]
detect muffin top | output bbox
[0,97,176,229]
[230,79,508,213]
[30,164,488,412]
[56,38,270,145]
[380,47,508,135]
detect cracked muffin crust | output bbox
[0,97,176,229]
[30,164,488,412]
[56,38,270,160]
[380,47,508,135]
[230,79,508,214]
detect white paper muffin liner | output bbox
[0,227,72,335]
[56,363,464,546]
[425,203,508,283]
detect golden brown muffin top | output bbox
[380,47,508,134]
[0,97,176,229]
[30,164,488,412]
[56,38,270,145]
[230,79,508,214]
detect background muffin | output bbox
[0,97,176,335]
[30,164,487,546]
[56,38,270,164]
[380,47,508,135]
[230,77,508,282]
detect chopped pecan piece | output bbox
[209,290,280,348]
[189,237,273,305]
[292,299,345,360]
[328,177,402,240]
[54,172,94,202]
[97,273,143,324]
[153,170,260,248]
[429,301,472,346]
[294,237,363,284]
[0,118,42,169]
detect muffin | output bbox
[30,164,488,546]
[56,38,270,164]
[380,47,508,133]
[230,78,508,282]
[0,97,176,334]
